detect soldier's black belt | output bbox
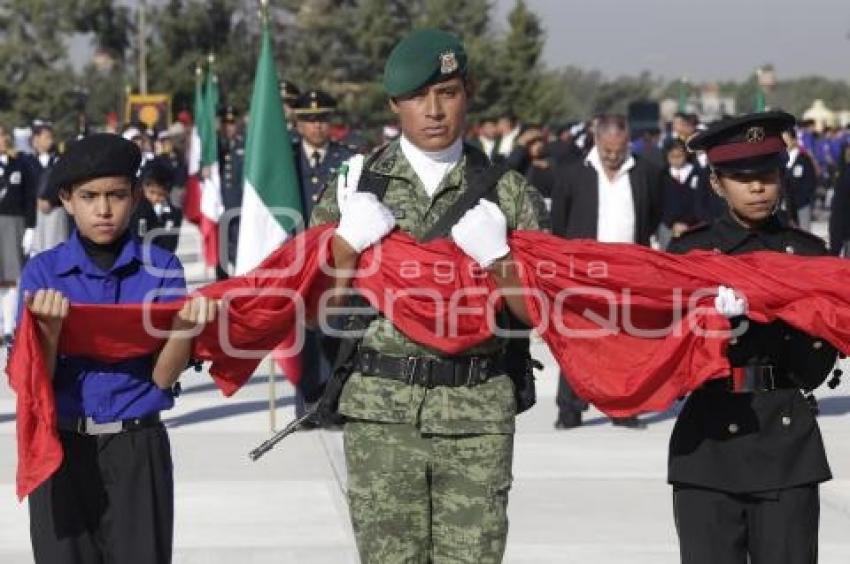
[705,364,794,394]
[58,413,162,435]
[355,348,505,388]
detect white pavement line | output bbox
[318,430,347,497]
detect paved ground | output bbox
[1,221,849,563]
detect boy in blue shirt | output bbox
[18,133,217,564]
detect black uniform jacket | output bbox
[0,154,35,226]
[666,213,837,493]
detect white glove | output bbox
[335,192,396,253]
[336,154,365,211]
[451,199,510,268]
[714,285,746,318]
[21,228,34,256]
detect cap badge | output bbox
[440,51,458,75]
[746,126,765,144]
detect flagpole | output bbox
[268,356,276,433]
[256,0,277,434]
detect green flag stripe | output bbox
[243,26,302,233]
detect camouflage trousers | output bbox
[344,420,514,564]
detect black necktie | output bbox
[311,150,321,169]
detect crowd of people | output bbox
[2,24,848,564]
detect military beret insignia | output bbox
[440,51,458,75]
[745,126,765,144]
[383,28,468,97]
[686,111,794,175]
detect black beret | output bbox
[48,133,141,193]
[687,111,795,174]
[138,156,175,191]
[293,90,337,120]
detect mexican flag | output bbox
[199,66,223,268]
[184,69,204,225]
[236,22,304,382]
[236,27,301,274]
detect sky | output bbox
[492,0,850,81]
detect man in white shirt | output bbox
[496,112,521,159]
[470,116,499,161]
[550,114,663,429]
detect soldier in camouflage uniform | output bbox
[310,29,547,563]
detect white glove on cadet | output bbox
[335,192,396,253]
[451,199,510,268]
[714,285,746,318]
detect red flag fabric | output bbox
[200,213,219,268]
[183,174,202,225]
[8,224,850,499]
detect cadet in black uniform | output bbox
[0,124,33,345]
[667,111,840,564]
[132,156,183,254]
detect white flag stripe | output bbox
[235,179,288,274]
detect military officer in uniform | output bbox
[310,29,546,563]
[667,111,839,564]
[291,89,353,413]
[218,105,245,276]
[290,91,355,419]
[292,89,353,221]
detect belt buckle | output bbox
[359,350,374,374]
[404,356,419,385]
[84,417,123,435]
[466,357,480,386]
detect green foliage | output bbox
[0,0,77,132]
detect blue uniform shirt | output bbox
[17,230,187,422]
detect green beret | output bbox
[383,28,468,97]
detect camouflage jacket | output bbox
[310,140,548,434]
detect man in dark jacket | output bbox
[550,114,663,429]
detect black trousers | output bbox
[29,425,174,564]
[673,484,819,564]
[555,374,588,421]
